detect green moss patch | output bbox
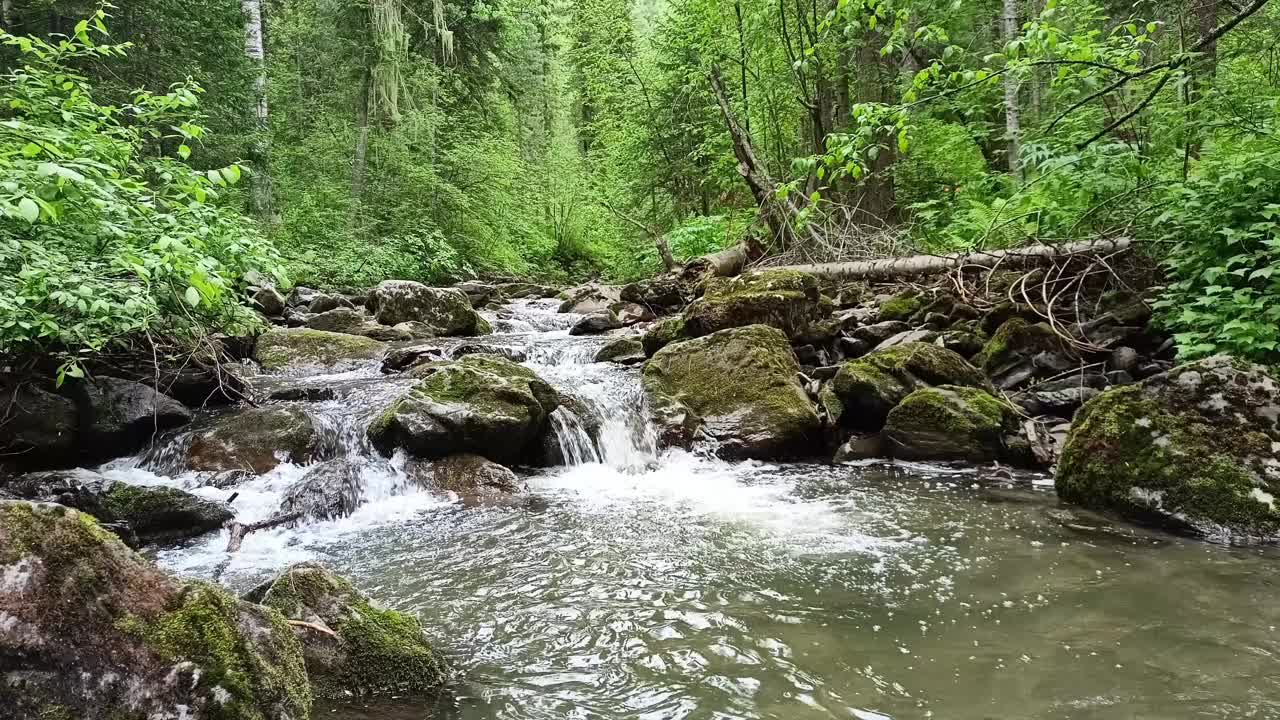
[254,327,386,371]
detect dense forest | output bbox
[1,0,1278,375]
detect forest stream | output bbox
[89,298,1280,720]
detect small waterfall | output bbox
[549,407,602,465]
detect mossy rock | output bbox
[973,317,1063,370]
[0,500,311,719]
[251,563,449,700]
[642,316,688,356]
[641,324,821,459]
[368,280,486,335]
[367,354,560,465]
[254,327,386,371]
[883,386,1018,462]
[423,453,521,497]
[877,291,924,322]
[1056,356,1280,542]
[827,342,991,431]
[681,269,830,342]
[187,406,325,474]
[595,336,646,364]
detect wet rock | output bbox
[451,343,527,363]
[852,320,910,344]
[0,501,311,719]
[305,306,368,334]
[873,329,937,352]
[570,310,623,336]
[309,293,355,314]
[793,344,823,367]
[1057,356,1280,542]
[620,277,686,312]
[81,377,191,459]
[267,385,338,402]
[835,336,871,360]
[811,365,841,381]
[974,318,1074,390]
[0,380,78,469]
[935,330,986,359]
[284,306,313,327]
[821,342,990,432]
[1109,346,1140,373]
[254,327,386,371]
[286,285,320,308]
[253,286,286,316]
[249,563,448,700]
[682,270,830,342]
[877,291,924,322]
[1135,360,1171,380]
[192,469,256,490]
[559,284,621,314]
[642,316,688,356]
[1011,386,1100,418]
[612,301,656,326]
[883,386,1019,462]
[368,355,560,465]
[187,406,324,474]
[368,280,486,335]
[1104,369,1134,385]
[355,322,415,342]
[495,281,557,299]
[454,280,495,307]
[834,434,883,462]
[642,325,821,459]
[279,459,363,522]
[5,469,232,543]
[393,320,439,339]
[419,453,521,496]
[595,337,646,365]
[382,344,446,373]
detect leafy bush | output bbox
[1153,143,1280,363]
[0,12,283,381]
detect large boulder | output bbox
[4,469,232,544]
[559,284,621,314]
[882,386,1020,462]
[0,501,311,719]
[304,306,369,334]
[569,310,623,336]
[620,277,686,312]
[367,355,560,465]
[279,459,363,522]
[642,316,688,357]
[595,337,646,365]
[368,280,486,335]
[1056,357,1280,542]
[187,406,325,474]
[0,380,78,469]
[822,342,991,431]
[248,563,449,700]
[641,325,821,459]
[254,327,386,371]
[81,376,192,459]
[681,269,830,342]
[418,453,521,497]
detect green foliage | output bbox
[1153,143,1280,363]
[0,11,282,378]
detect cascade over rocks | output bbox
[1056,356,1280,542]
[642,325,821,459]
[883,386,1023,462]
[368,354,561,465]
[368,280,487,335]
[255,327,387,371]
[4,469,232,544]
[247,562,449,700]
[821,342,991,432]
[278,459,364,522]
[187,406,325,474]
[0,500,311,719]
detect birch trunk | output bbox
[1001,0,1022,182]
[242,0,276,222]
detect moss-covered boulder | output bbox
[595,336,646,365]
[0,500,311,719]
[254,327,386,371]
[1056,356,1280,542]
[883,386,1019,462]
[368,280,486,335]
[367,355,560,465]
[641,325,821,459]
[824,342,991,431]
[249,563,449,700]
[681,269,830,342]
[415,453,522,498]
[5,469,232,544]
[642,316,688,357]
[877,291,924,322]
[974,317,1073,389]
[187,406,325,474]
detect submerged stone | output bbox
[279,459,364,522]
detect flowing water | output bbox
[102,299,1280,720]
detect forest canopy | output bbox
[0,0,1278,366]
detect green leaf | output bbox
[184,286,201,307]
[177,144,191,160]
[21,142,41,157]
[17,197,39,223]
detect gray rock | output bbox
[452,343,527,363]
[279,459,363,522]
[304,307,368,334]
[594,337,646,365]
[252,286,286,316]
[415,453,522,497]
[1109,346,1140,373]
[186,406,325,474]
[834,434,883,462]
[0,380,78,469]
[308,293,355,314]
[874,329,937,352]
[382,344,445,374]
[852,320,911,344]
[368,280,485,335]
[286,285,319,308]
[82,377,191,459]
[559,284,621,314]
[883,386,1020,463]
[570,310,624,336]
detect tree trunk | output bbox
[770,238,1132,279]
[350,66,372,233]
[1001,0,1023,182]
[242,0,276,223]
[2,1,15,29]
[733,0,751,133]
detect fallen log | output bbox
[224,510,303,553]
[764,238,1133,280]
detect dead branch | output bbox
[224,511,303,553]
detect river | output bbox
[100,299,1280,719]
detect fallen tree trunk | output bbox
[765,238,1133,280]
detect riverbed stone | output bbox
[0,500,311,719]
[368,354,560,465]
[5,469,232,544]
[82,376,192,459]
[279,459,364,522]
[883,386,1019,462]
[559,284,621,314]
[642,324,821,459]
[823,342,991,431]
[308,293,355,314]
[304,306,368,334]
[187,406,325,474]
[368,280,486,335]
[682,269,830,342]
[421,453,521,497]
[570,309,623,335]
[595,337,646,364]
[250,562,449,700]
[255,327,387,371]
[1056,356,1280,542]
[974,318,1073,389]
